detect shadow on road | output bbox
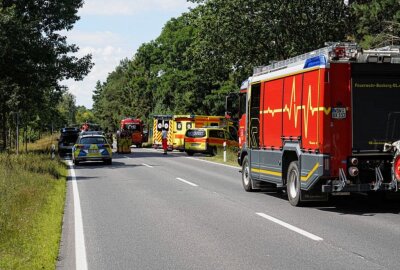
[315,194,400,216]
[113,150,185,159]
[260,189,400,215]
[72,161,137,169]
[67,175,99,181]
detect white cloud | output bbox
[65,31,123,46]
[62,1,196,108]
[63,31,131,108]
[80,0,194,16]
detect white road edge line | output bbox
[176,177,198,187]
[142,163,153,168]
[68,161,88,270]
[256,212,323,241]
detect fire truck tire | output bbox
[287,161,303,206]
[186,151,194,156]
[242,156,257,192]
[73,159,79,166]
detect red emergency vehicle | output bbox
[120,118,145,147]
[226,79,249,148]
[235,42,400,206]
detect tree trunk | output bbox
[24,126,28,153]
[0,112,6,151]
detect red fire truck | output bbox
[120,118,146,147]
[234,42,400,206]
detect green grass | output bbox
[26,133,59,154]
[0,139,67,269]
[202,146,241,167]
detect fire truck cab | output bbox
[238,42,400,206]
[226,79,249,149]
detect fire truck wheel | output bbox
[242,156,256,192]
[186,151,194,156]
[287,161,302,206]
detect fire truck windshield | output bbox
[125,124,139,131]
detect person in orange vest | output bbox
[162,127,168,155]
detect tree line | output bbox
[0,0,93,150]
[1,1,399,151]
[92,0,400,132]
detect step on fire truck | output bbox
[232,42,400,206]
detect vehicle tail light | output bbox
[394,156,400,181]
[348,166,359,177]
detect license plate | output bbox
[332,107,346,119]
[88,149,98,154]
[191,143,200,146]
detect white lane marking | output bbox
[185,156,240,169]
[176,177,198,187]
[134,148,240,169]
[123,155,153,168]
[256,212,323,241]
[142,163,153,168]
[68,161,88,270]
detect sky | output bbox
[63,0,195,109]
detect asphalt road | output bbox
[57,148,400,270]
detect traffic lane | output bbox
[130,149,400,269]
[77,154,382,270]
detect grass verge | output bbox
[26,133,59,154]
[202,146,241,167]
[0,139,67,269]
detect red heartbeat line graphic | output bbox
[260,77,331,138]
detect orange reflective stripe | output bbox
[185,138,206,143]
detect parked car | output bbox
[58,127,80,155]
[72,134,112,165]
[184,127,238,156]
